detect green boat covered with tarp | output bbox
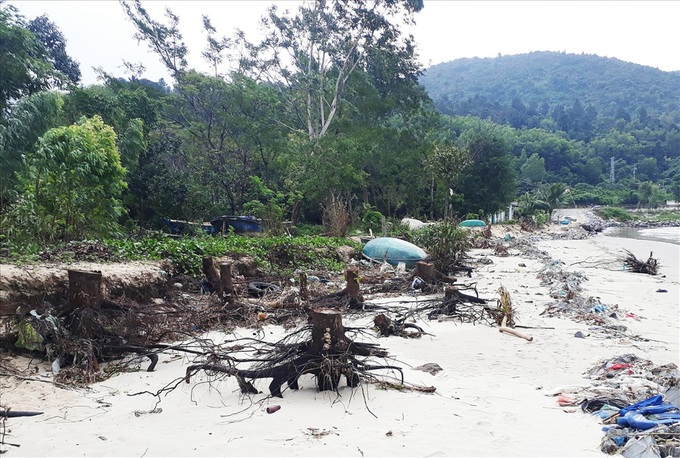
[459,219,487,228]
[362,237,428,267]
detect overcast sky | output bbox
[10,1,680,86]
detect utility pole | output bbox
[610,157,615,183]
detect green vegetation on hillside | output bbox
[2,4,678,255]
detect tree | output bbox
[519,152,546,185]
[9,115,126,242]
[27,14,81,85]
[535,182,572,216]
[455,122,516,216]
[120,0,188,79]
[239,0,424,139]
[426,143,471,218]
[637,181,666,208]
[0,4,58,119]
[0,90,63,207]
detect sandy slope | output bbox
[1,229,678,457]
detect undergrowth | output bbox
[105,235,360,276]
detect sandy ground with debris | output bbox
[1,222,678,457]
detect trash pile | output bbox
[536,261,631,333]
[555,354,680,457]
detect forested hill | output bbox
[420,51,680,128]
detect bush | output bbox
[359,204,384,234]
[412,221,471,271]
[597,207,636,221]
[321,193,352,237]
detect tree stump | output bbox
[67,270,102,312]
[202,256,221,294]
[413,261,457,284]
[299,272,309,302]
[374,313,393,336]
[219,263,235,307]
[309,308,356,391]
[345,267,361,300]
[413,261,435,282]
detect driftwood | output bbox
[621,250,659,275]
[499,316,534,342]
[0,410,44,418]
[373,313,424,338]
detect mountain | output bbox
[420,51,680,125]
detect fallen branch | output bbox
[499,316,534,342]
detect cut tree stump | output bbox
[219,263,235,307]
[67,269,102,312]
[202,256,221,294]
[185,307,401,397]
[412,261,457,284]
[344,267,361,300]
[299,272,309,302]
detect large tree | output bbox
[239,0,424,139]
[0,90,63,207]
[27,14,81,85]
[0,4,76,120]
[455,121,516,217]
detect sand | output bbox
[1,227,678,457]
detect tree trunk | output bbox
[67,269,102,312]
[299,272,308,302]
[309,308,353,392]
[413,261,435,282]
[202,256,221,295]
[309,308,347,354]
[344,267,361,300]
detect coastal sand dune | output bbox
[1,230,678,457]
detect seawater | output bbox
[604,226,680,246]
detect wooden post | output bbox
[299,272,308,302]
[67,269,102,311]
[219,263,235,307]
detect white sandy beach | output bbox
[1,226,678,457]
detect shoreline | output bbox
[1,226,678,457]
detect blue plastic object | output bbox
[619,395,663,416]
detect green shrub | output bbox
[359,204,384,234]
[597,207,636,221]
[534,211,549,226]
[412,221,470,271]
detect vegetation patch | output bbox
[596,207,637,222]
